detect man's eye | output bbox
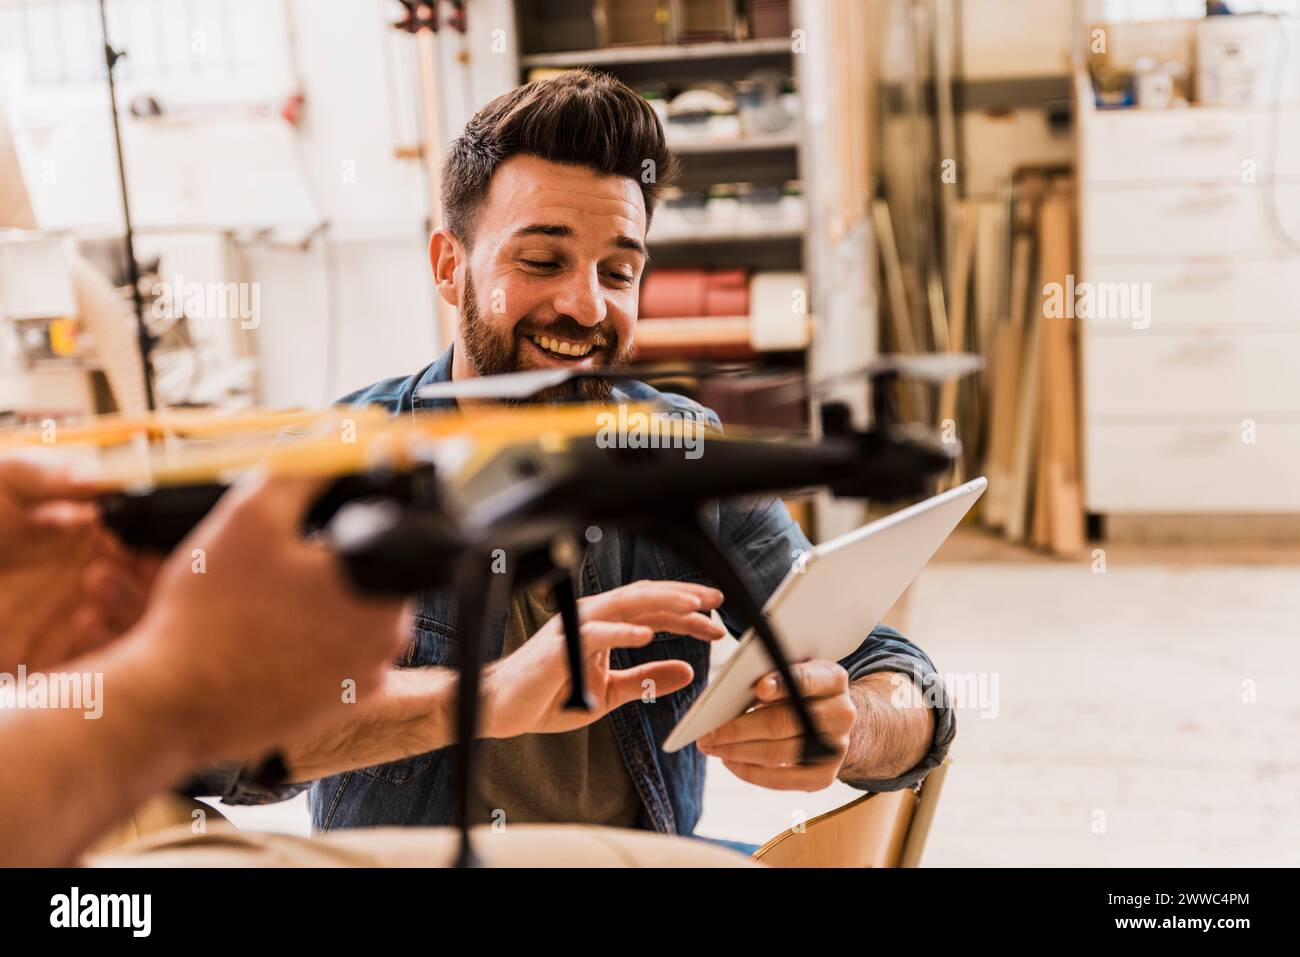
[607,272,634,285]
[521,259,557,270]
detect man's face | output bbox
[451,154,645,400]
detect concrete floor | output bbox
[858,559,1300,866]
[218,535,1300,866]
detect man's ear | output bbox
[429,228,462,308]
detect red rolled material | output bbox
[639,268,750,318]
[639,269,708,318]
[704,269,749,316]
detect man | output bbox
[206,70,954,836]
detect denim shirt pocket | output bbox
[407,613,461,667]
[642,540,721,647]
[353,614,459,786]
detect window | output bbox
[0,0,291,109]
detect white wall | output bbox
[253,0,516,405]
[250,0,437,406]
[1,0,519,408]
[961,0,1078,79]
[957,0,1078,197]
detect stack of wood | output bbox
[873,169,1086,557]
[981,172,1085,556]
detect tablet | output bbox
[662,476,986,753]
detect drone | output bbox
[3,353,979,866]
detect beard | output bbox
[458,270,635,404]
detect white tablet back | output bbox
[662,477,986,753]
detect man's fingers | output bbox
[624,610,727,642]
[754,659,849,704]
[134,552,163,580]
[27,500,100,531]
[610,579,722,605]
[702,704,801,746]
[0,458,102,505]
[606,660,694,710]
[68,605,115,658]
[698,696,856,748]
[566,609,723,650]
[721,759,838,792]
[577,621,655,653]
[699,736,803,768]
[584,588,701,620]
[581,581,723,622]
[82,559,150,633]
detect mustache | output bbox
[517,318,612,349]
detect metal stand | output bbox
[97,0,156,410]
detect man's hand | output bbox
[76,546,160,650]
[0,458,141,671]
[697,659,856,791]
[0,469,411,866]
[481,580,725,739]
[123,472,410,766]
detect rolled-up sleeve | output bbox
[719,497,955,792]
[837,623,955,792]
[180,762,312,806]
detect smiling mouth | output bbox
[525,333,600,361]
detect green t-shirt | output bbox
[474,582,643,828]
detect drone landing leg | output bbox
[551,572,594,711]
[511,540,593,712]
[650,516,836,764]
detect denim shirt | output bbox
[208,346,955,835]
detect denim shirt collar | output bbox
[410,346,457,415]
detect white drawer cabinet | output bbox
[1084,109,1252,184]
[1249,109,1300,182]
[1080,256,1300,331]
[1084,330,1300,417]
[1085,421,1300,513]
[1079,97,1300,514]
[1084,107,1300,184]
[1084,183,1300,258]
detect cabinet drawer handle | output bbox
[1175,268,1235,286]
[1172,340,1235,362]
[1174,131,1234,147]
[1171,192,1236,212]
[1168,431,1234,454]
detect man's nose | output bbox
[550,267,608,329]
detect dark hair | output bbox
[441,69,680,245]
